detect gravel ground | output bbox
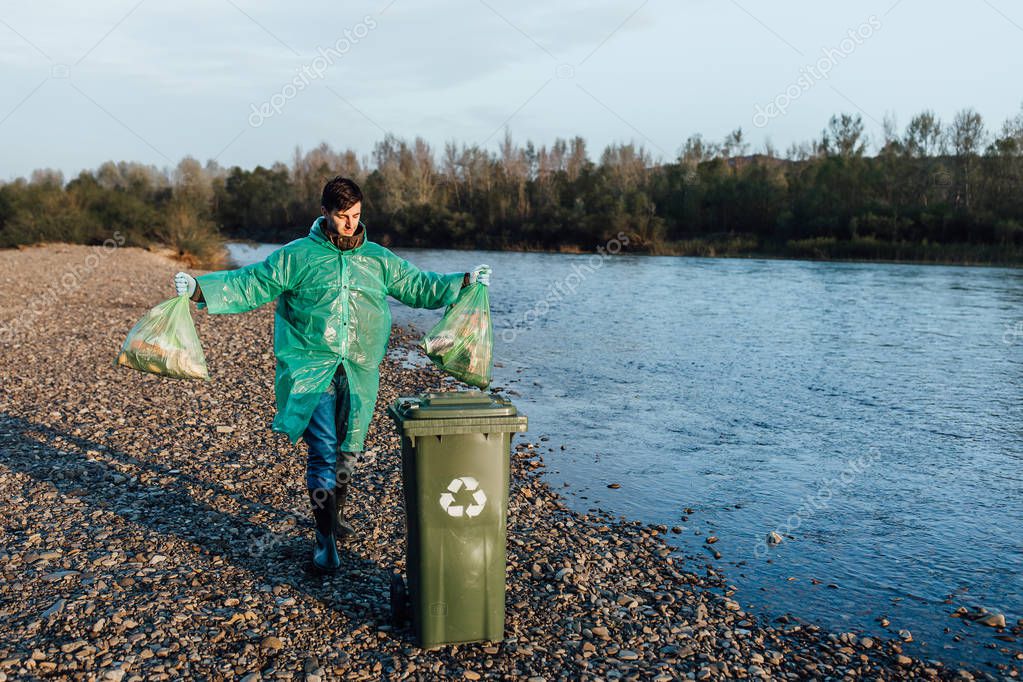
[0,244,1015,681]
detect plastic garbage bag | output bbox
[420,283,492,389]
[116,295,210,380]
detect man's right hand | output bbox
[174,272,197,298]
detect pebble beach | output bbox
[0,244,1014,681]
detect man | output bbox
[173,176,491,573]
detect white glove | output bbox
[469,264,491,287]
[174,272,197,297]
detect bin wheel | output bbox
[390,574,410,626]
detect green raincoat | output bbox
[195,217,464,451]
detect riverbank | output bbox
[222,236,1023,269]
[643,236,1023,267]
[0,244,1007,680]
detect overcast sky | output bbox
[2,0,1022,179]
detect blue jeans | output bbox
[304,363,360,491]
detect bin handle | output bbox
[397,398,420,414]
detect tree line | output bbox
[2,106,1022,265]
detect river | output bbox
[227,241,1023,670]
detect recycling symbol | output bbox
[439,476,487,518]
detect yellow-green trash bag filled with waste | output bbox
[420,282,493,389]
[116,294,210,380]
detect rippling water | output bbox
[228,241,1023,669]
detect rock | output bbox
[607,483,621,489]
[895,654,912,666]
[899,629,913,641]
[617,649,639,660]
[303,655,321,676]
[766,531,783,545]
[260,636,283,652]
[41,599,66,619]
[463,671,481,680]
[977,613,1006,628]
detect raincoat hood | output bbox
[193,221,465,449]
[311,216,366,252]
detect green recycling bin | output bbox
[387,390,528,648]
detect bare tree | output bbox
[903,111,944,158]
[29,168,64,188]
[408,137,436,206]
[566,136,589,182]
[998,102,1023,154]
[948,108,986,209]
[601,143,651,196]
[721,128,750,159]
[173,156,214,209]
[823,114,867,158]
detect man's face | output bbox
[322,201,361,237]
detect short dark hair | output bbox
[321,176,363,213]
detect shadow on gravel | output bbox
[0,413,396,628]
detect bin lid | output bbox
[387,391,528,437]
[400,390,518,419]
